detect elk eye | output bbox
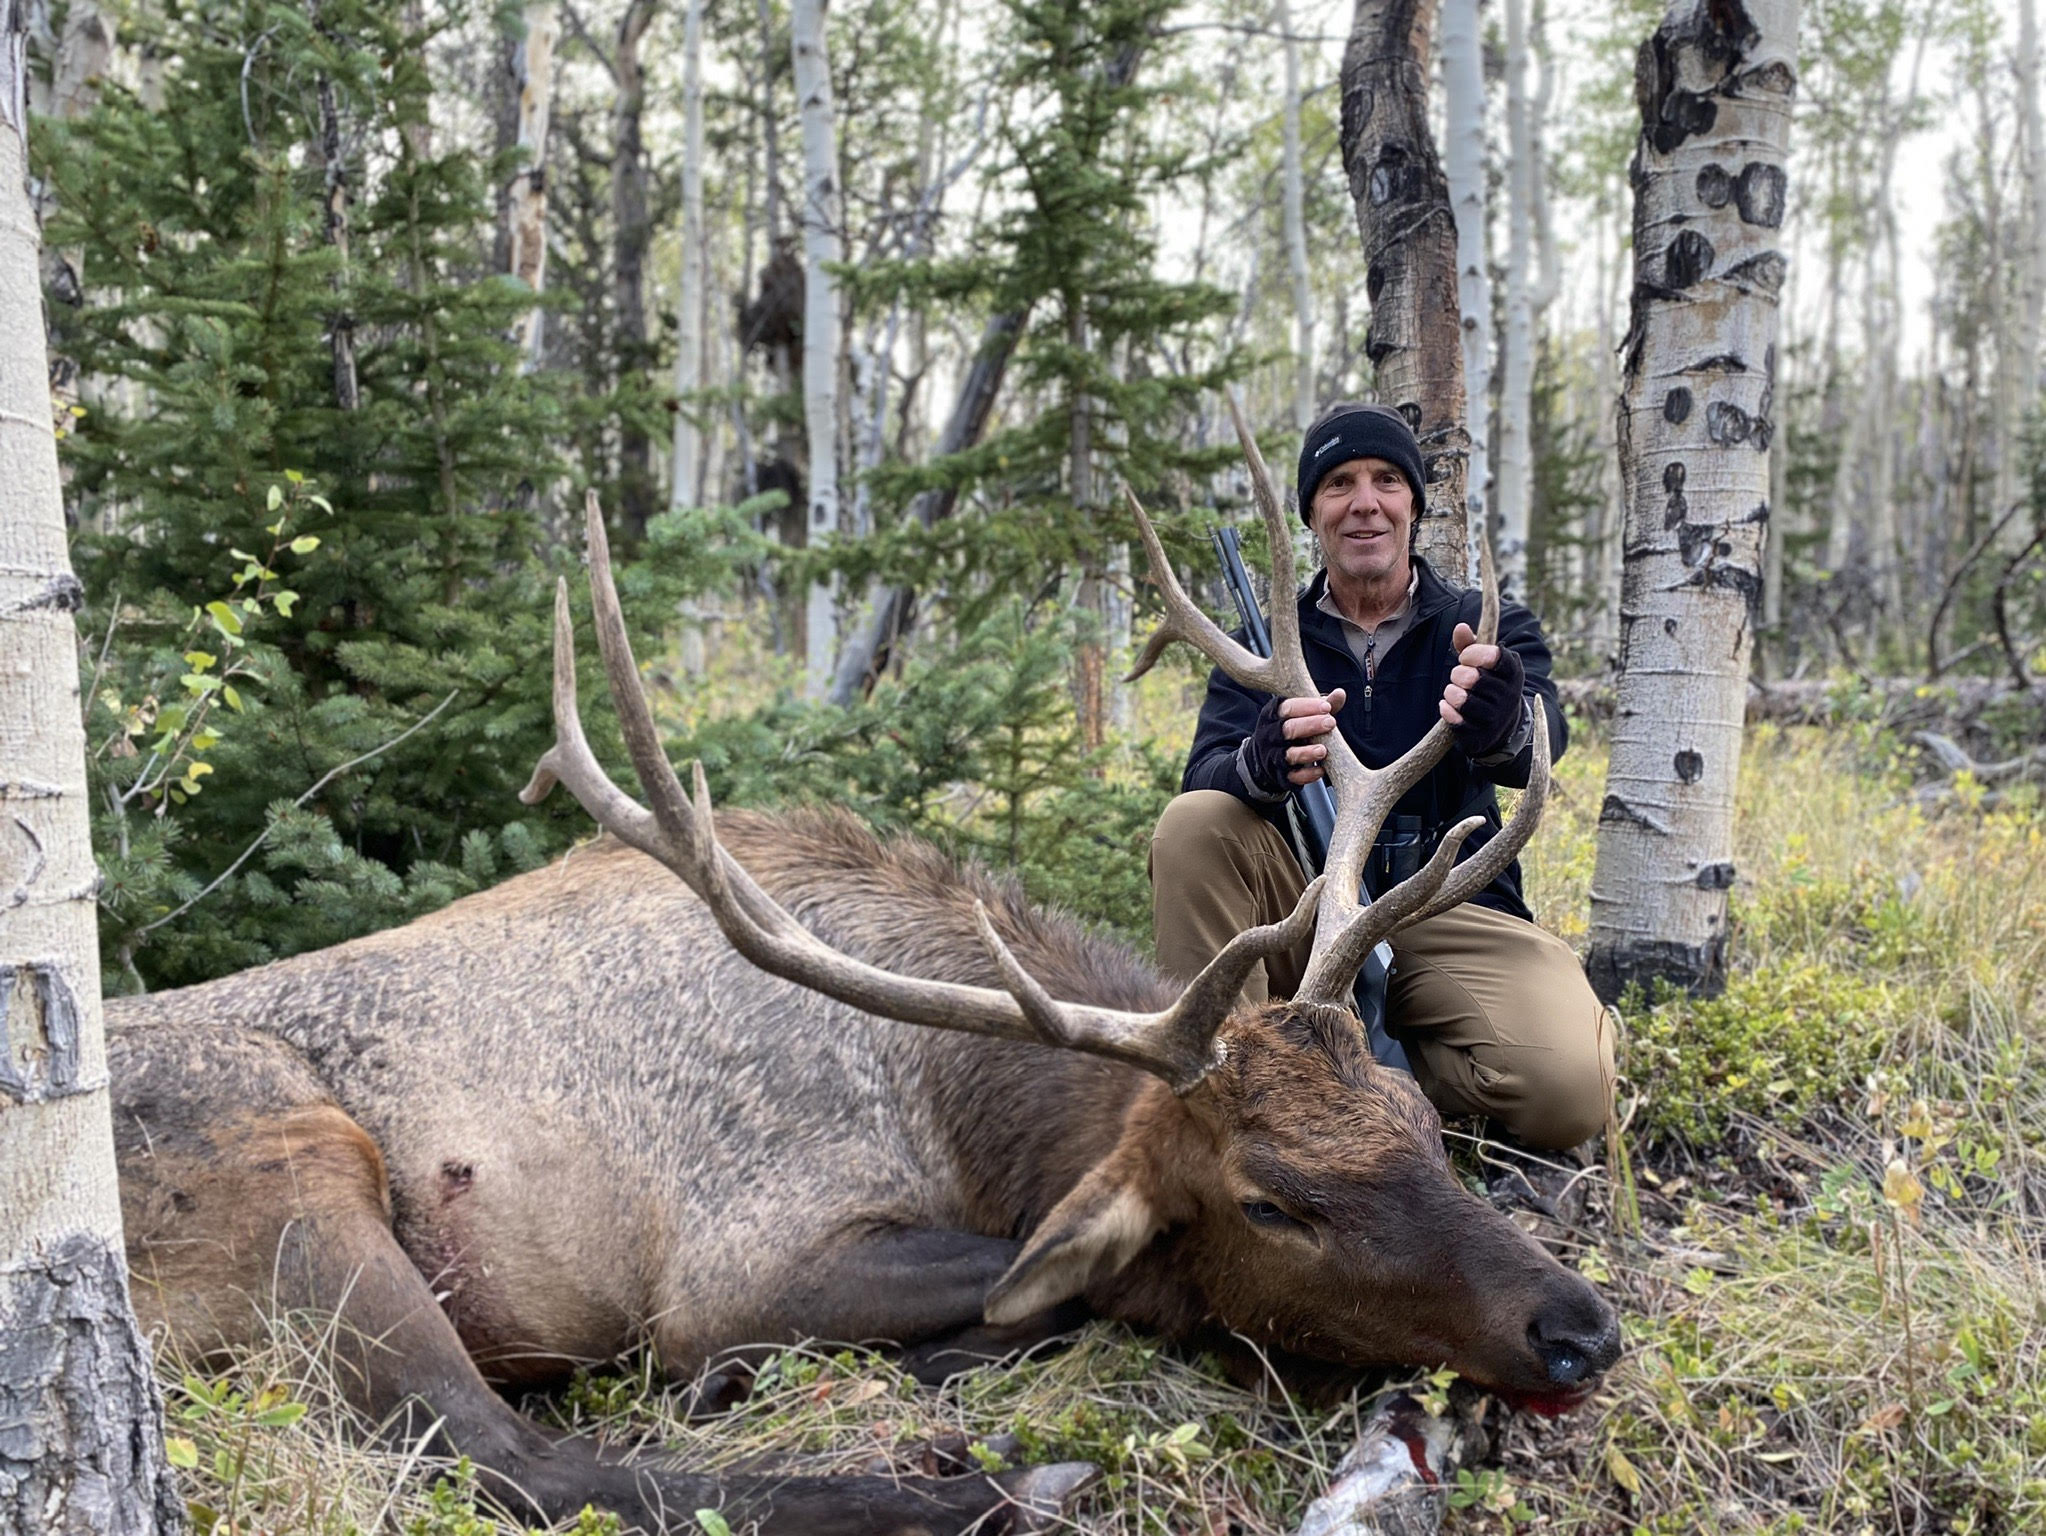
[1241,1199,1306,1231]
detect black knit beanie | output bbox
[1295,405,1427,527]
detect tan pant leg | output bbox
[1386,904,1615,1150]
[1149,791,1311,1002]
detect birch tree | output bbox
[0,17,181,1529]
[791,0,842,696]
[1586,0,1800,1002]
[505,0,558,369]
[1340,0,1470,581]
[1278,0,1315,429]
[1440,0,1490,576]
[670,0,706,508]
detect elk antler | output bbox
[520,491,1321,1093]
[1123,390,1552,1006]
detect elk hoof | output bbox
[1001,1461,1099,1532]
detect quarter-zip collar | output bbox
[1299,556,1464,667]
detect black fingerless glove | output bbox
[1450,647,1526,759]
[1243,696,1293,796]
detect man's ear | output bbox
[984,1153,1162,1327]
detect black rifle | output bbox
[1212,526,1410,1074]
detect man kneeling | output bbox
[1151,403,1611,1153]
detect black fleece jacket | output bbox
[1181,556,1567,920]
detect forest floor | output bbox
[151,709,2046,1535]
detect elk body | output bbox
[106,415,1619,1534]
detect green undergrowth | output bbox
[153,717,2046,1533]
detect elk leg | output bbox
[783,1226,1086,1385]
[264,1178,1089,1533]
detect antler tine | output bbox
[1476,532,1501,645]
[1404,705,1550,928]
[1121,485,1310,697]
[1223,389,1310,686]
[577,491,711,867]
[518,575,664,860]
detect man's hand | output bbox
[1245,689,1348,793]
[1440,622,1525,759]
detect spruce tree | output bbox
[831,0,1244,635]
[39,0,732,990]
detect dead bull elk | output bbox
[108,404,1619,1534]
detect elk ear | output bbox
[985,1155,1162,1326]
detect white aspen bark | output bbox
[669,0,706,510]
[2009,0,2045,535]
[1279,0,1315,429]
[0,27,181,1531]
[791,0,842,697]
[1495,0,1535,600]
[506,0,557,369]
[1589,189,1625,660]
[1586,0,1799,1003]
[28,0,109,416]
[1440,0,1491,580]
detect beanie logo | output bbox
[1312,437,1345,459]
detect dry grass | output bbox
[155,716,2046,1535]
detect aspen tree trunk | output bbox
[2008,0,2045,536]
[790,0,842,697]
[670,0,705,510]
[1495,0,1537,599]
[312,53,359,411]
[1587,189,1623,659]
[1585,0,1799,1003]
[612,0,657,537]
[0,24,182,1531]
[28,0,108,414]
[505,0,557,370]
[1341,0,1470,583]
[1440,0,1490,577]
[1279,0,1315,429]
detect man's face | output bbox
[1310,456,1415,587]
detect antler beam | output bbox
[521,492,1312,1092]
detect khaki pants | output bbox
[1149,791,1613,1151]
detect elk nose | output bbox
[1528,1297,1622,1386]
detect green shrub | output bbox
[1625,960,1894,1145]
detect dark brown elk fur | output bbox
[108,808,1618,1534]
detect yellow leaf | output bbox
[1605,1444,1642,1495]
[164,1435,198,1470]
[1882,1158,1923,1216]
[1898,1100,1934,1140]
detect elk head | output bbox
[521,400,1618,1404]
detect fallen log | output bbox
[1556,676,2043,737]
